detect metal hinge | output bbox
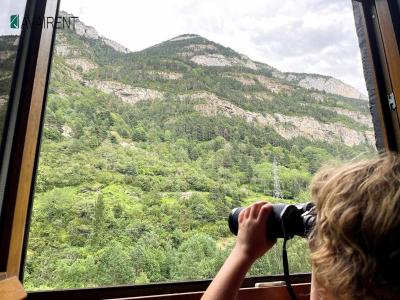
[388,93,396,111]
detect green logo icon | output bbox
[10,14,20,29]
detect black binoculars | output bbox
[228,202,316,240]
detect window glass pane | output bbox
[0,1,27,146]
[24,0,377,290]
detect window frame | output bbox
[0,0,60,278]
[25,275,310,300]
[0,0,399,299]
[357,0,400,150]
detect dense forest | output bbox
[0,19,375,290]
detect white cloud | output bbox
[1,0,367,94]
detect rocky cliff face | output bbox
[190,53,258,70]
[57,11,130,55]
[188,92,374,147]
[273,72,368,100]
[101,37,130,53]
[85,80,163,104]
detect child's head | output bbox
[309,152,400,300]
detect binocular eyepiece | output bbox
[228,202,316,240]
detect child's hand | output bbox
[201,201,276,300]
[234,201,276,263]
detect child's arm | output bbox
[201,201,276,300]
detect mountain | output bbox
[49,15,374,148]
[0,15,376,290]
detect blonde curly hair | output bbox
[309,152,400,300]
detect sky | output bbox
[1,0,367,95]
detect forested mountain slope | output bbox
[0,14,376,290]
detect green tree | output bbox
[171,234,220,280]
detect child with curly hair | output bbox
[202,153,400,300]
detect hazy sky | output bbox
[2,0,367,95]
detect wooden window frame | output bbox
[0,0,399,299]
[25,275,311,300]
[357,0,400,150]
[0,0,60,277]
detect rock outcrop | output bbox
[85,80,163,104]
[65,58,98,72]
[102,37,130,53]
[58,11,130,54]
[189,92,374,147]
[190,54,258,70]
[330,107,373,128]
[61,125,73,138]
[169,35,200,42]
[274,72,368,100]
[74,22,99,40]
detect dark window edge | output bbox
[26,273,311,300]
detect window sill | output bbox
[26,274,311,300]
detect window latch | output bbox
[388,93,397,111]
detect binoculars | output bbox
[228,202,316,240]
